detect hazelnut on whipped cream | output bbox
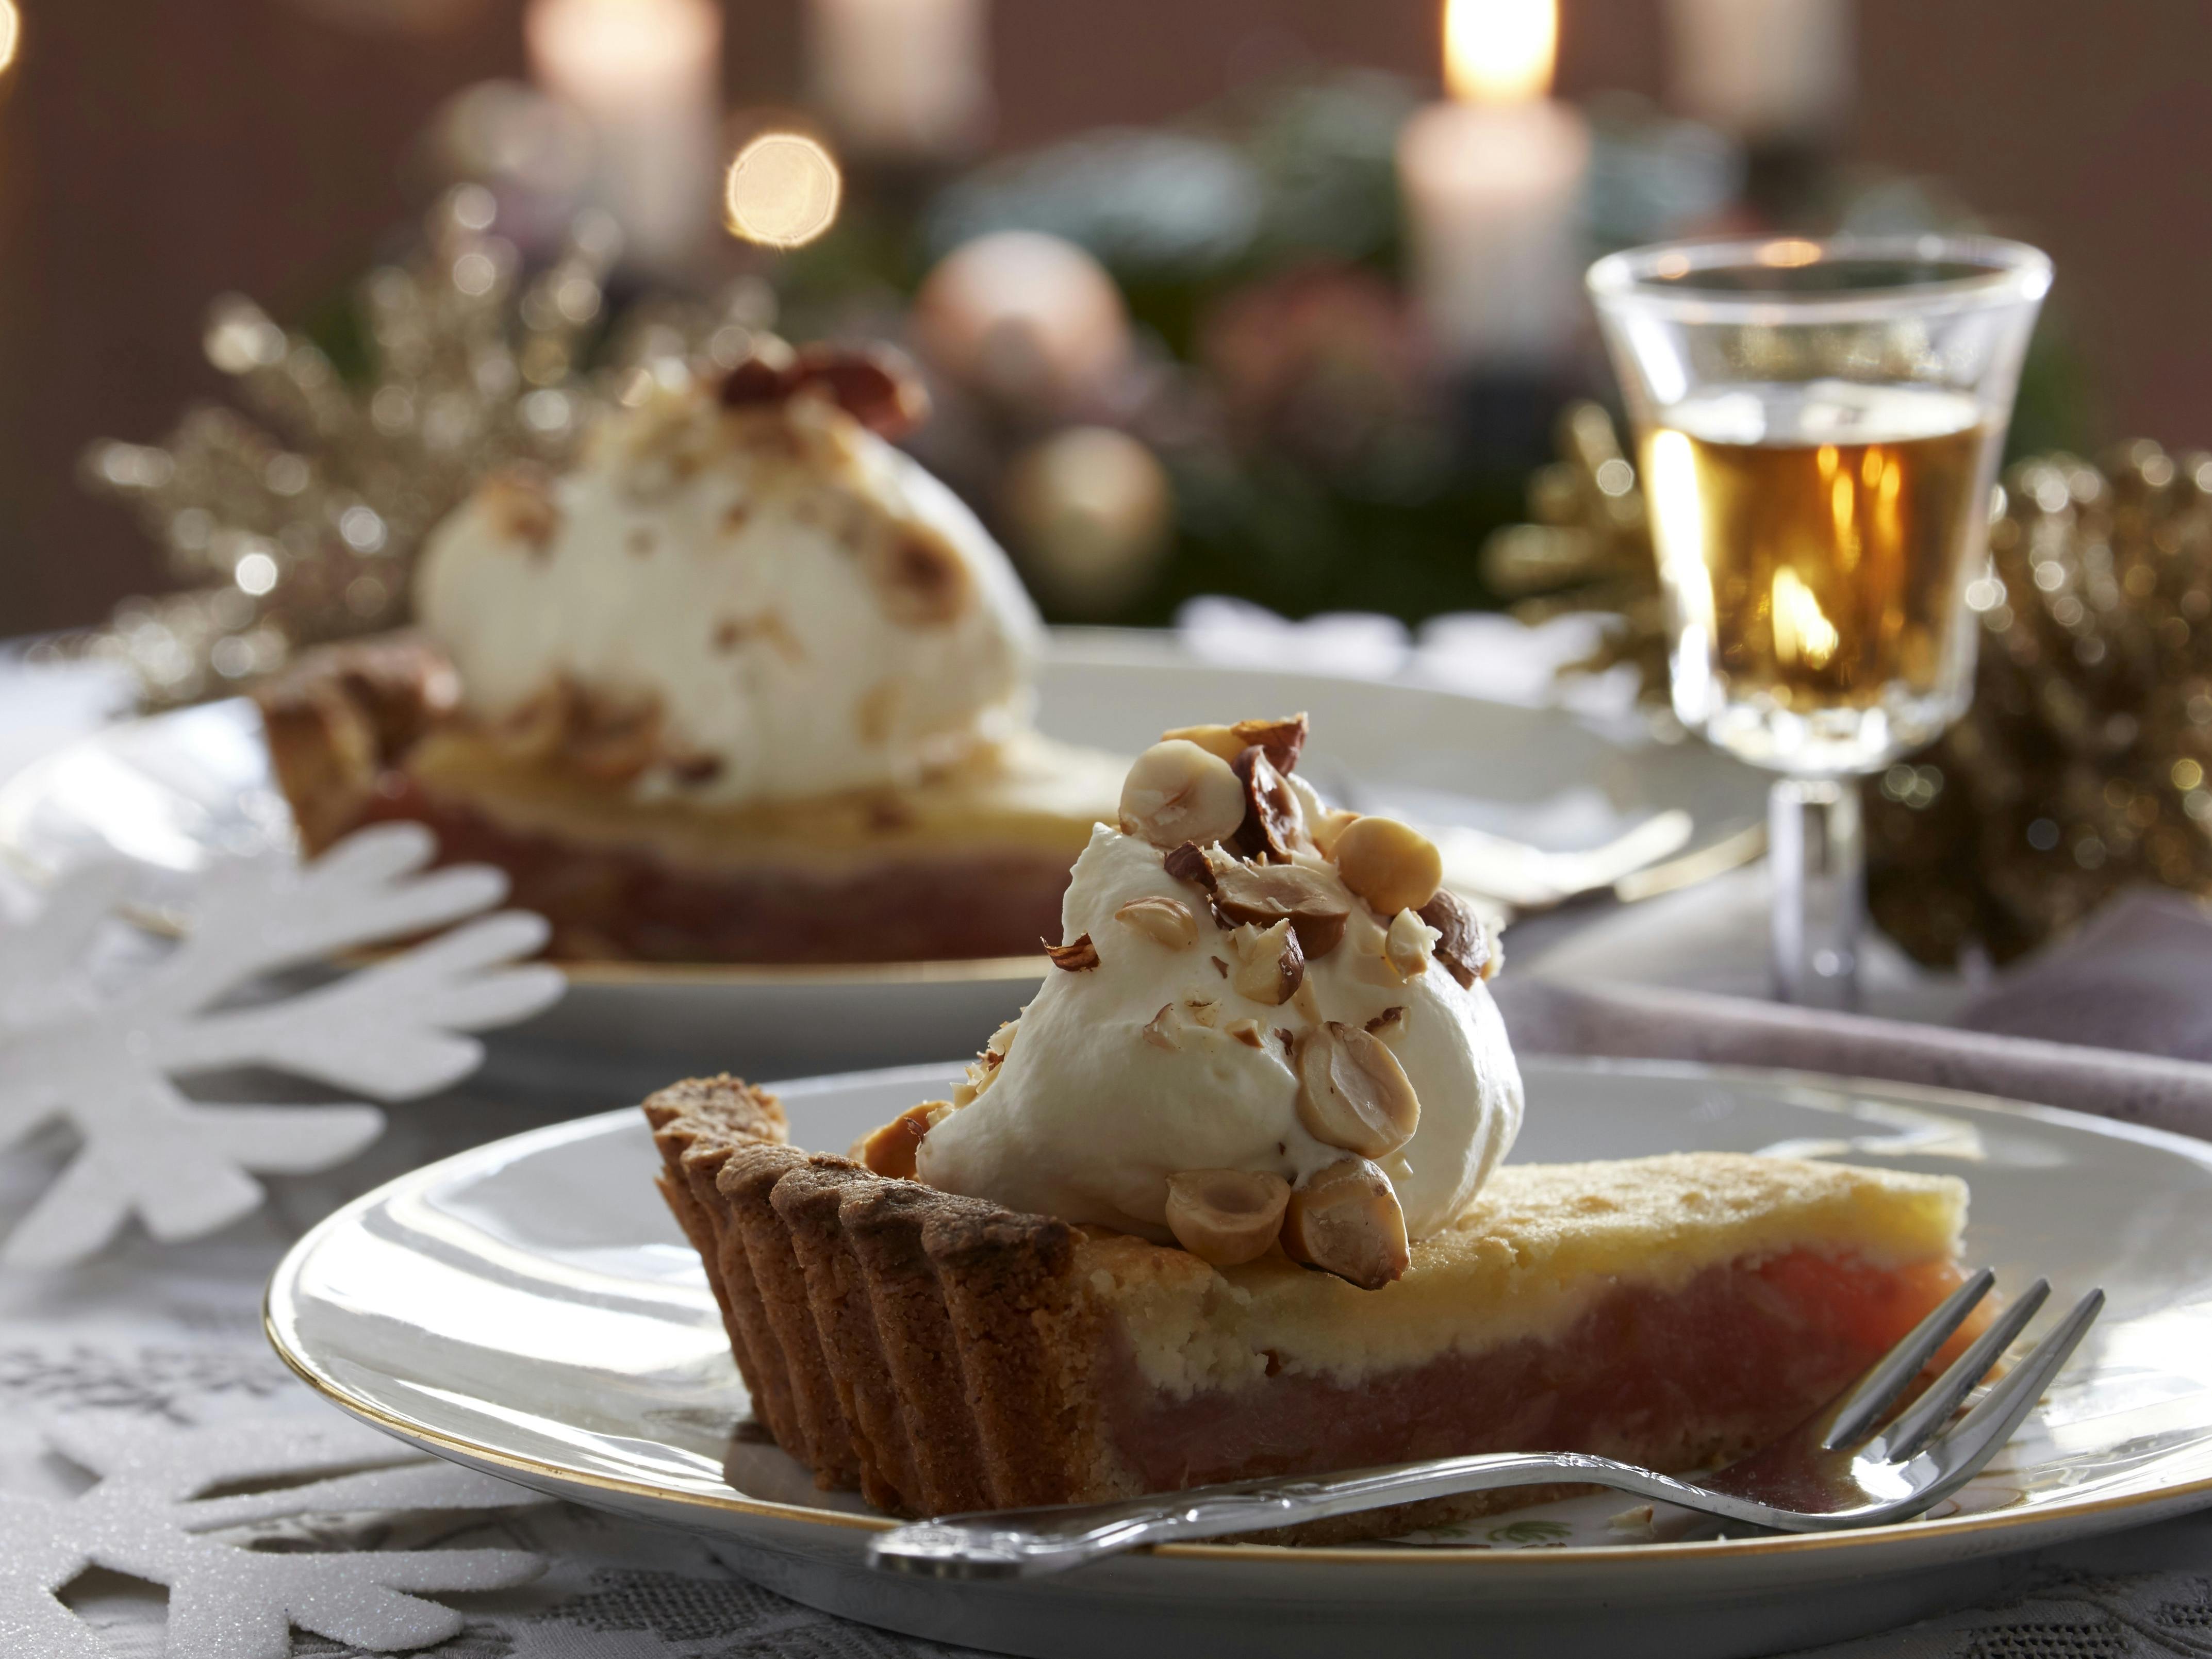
[910,715,1524,1288]
[413,347,1041,807]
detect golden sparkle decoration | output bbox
[1487,409,2212,965]
[1479,401,1672,706]
[58,188,622,707]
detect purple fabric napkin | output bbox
[1496,887,2212,1142]
[1957,888,2212,1061]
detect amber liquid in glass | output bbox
[1642,380,1998,772]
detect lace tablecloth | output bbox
[5,655,2212,1658]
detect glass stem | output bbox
[1769,777,1864,1009]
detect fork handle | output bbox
[868,1452,1738,1579]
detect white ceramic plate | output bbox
[0,633,1762,1083]
[266,1057,2212,1659]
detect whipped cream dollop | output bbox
[414,363,1041,807]
[914,725,1524,1271]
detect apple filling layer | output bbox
[1099,1249,1971,1493]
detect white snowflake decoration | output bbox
[0,1411,544,1657]
[0,823,565,1266]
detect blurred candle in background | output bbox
[1664,0,1852,142]
[526,0,722,273]
[1397,0,1591,370]
[806,0,992,162]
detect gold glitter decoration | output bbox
[1868,442,2212,966]
[1488,414,2212,965]
[1478,401,1671,703]
[54,186,621,706]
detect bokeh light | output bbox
[0,3,23,76]
[723,133,842,249]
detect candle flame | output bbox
[1443,0,1557,104]
[0,3,21,75]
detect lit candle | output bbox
[805,0,991,162]
[1396,0,1591,370]
[526,0,722,273]
[1664,0,1851,142]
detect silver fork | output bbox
[870,1270,2102,1578]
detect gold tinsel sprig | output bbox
[1479,401,1672,705]
[1869,442,2212,965]
[1489,409,2212,965]
[54,186,623,707]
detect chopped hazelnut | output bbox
[1045,934,1100,971]
[1383,908,1440,980]
[1418,889,1493,989]
[565,687,664,783]
[790,342,931,438]
[1227,1018,1266,1049]
[1281,1157,1410,1289]
[491,679,572,760]
[1296,1021,1421,1158]
[670,753,724,786]
[1116,895,1199,949]
[1119,741,1247,850]
[480,464,562,553]
[1165,1168,1291,1267]
[953,1021,1019,1105]
[865,528,972,626]
[854,678,903,746]
[720,352,798,409]
[856,1103,939,1180]
[1164,839,1216,887]
[1331,816,1444,917]
[1308,805,1360,858]
[1142,1002,1180,1050]
[1366,1005,1409,1041]
[1230,919,1305,1006]
[1210,858,1351,957]
[1230,714,1309,774]
[1229,744,1302,863]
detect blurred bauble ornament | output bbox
[911,231,1129,416]
[1001,426,1173,618]
[1198,263,1422,480]
[61,189,620,707]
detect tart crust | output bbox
[645,1076,1972,1541]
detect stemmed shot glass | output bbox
[1587,235,2051,1006]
